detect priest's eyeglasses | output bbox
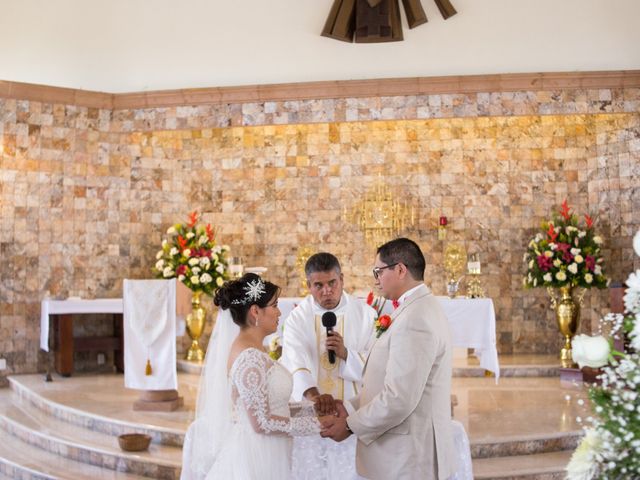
[372,263,399,280]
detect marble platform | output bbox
[0,355,588,479]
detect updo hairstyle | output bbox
[213,273,280,328]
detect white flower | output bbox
[566,226,577,233]
[192,266,201,275]
[544,250,553,258]
[162,239,168,247]
[198,235,208,245]
[200,257,211,267]
[566,428,601,480]
[553,259,562,268]
[528,260,534,269]
[188,257,199,266]
[543,273,552,282]
[269,335,281,352]
[568,263,578,274]
[216,276,224,287]
[571,334,610,369]
[574,255,584,264]
[593,236,603,245]
[571,248,581,256]
[155,250,163,259]
[533,278,537,287]
[630,314,640,351]
[216,264,225,274]
[162,266,174,278]
[170,247,179,256]
[178,274,185,282]
[213,245,222,255]
[549,243,557,250]
[155,259,164,270]
[578,231,586,238]
[222,244,230,251]
[191,275,200,285]
[212,253,219,262]
[200,273,212,284]
[556,271,567,281]
[633,229,640,257]
[186,232,195,239]
[585,273,593,284]
[166,226,176,235]
[183,249,191,258]
[594,265,602,275]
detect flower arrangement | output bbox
[523,200,608,289]
[565,229,640,480]
[153,211,230,296]
[268,335,282,361]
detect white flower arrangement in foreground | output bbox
[566,229,640,479]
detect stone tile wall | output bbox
[1,86,639,384]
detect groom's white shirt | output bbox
[345,284,456,480]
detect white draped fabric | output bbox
[123,279,178,390]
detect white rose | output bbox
[571,334,610,369]
[167,226,176,235]
[192,267,201,275]
[571,248,581,256]
[549,243,557,250]
[578,231,586,238]
[191,275,200,285]
[568,263,578,274]
[188,257,199,266]
[553,259,562,268]
[170,247,179,256]
[216,276,224,287]
[155,259,164,270]
[186,232,195,239]
[200,273,212,284]
[585,273,593,284]
[543,273,552,283]
[216,264,225,274]
[544,251,553,258]
[200,257,211,267]
[163,266,173,278]
[183,249,191,258]
[634,229,640,257]
[556,271,567,281]
[593,236,603,245]
[156,250,163,259]
[574,255,584,264]
[178,274,185,282]
[594,265,602,275]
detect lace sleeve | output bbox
[233,349,320,437]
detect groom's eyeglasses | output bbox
[372,263,399,280]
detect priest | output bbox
[280,252,376,479]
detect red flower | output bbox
[584,214,593,229]
[176,264,187,276]
[379,315,392,329]
[177,235,188,251]
[206,223,215,242]
[585,255,596,272]
[547,224,558,242]
[366,291,374,306]
[392,300,400,309]
[187,210,198,228]
[560,199,571,220]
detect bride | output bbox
[181,273,321,479]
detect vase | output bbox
[548,285,584,368]
[185,290,206,362]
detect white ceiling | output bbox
[1,0,639,93]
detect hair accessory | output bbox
[231,278,267,305]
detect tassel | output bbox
[145,359,152,376]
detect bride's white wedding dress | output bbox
[204,348,319,479]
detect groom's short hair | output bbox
[305,252,342,277]
[377,238,425,281]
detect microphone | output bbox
[321,311,337,364]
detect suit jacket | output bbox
[346,284,456,480]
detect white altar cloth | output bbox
[40,298,123,351]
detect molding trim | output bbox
[2,70,640,110]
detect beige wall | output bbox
[1,76,639,384]
[1,0,639,92]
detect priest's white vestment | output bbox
[280,292,376,479]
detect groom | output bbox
[321,238,456,479]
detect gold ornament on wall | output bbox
[343,176,415,248]
[443,243,466,298]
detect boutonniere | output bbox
[375,314,392,338]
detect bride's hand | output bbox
[314,393,337,416]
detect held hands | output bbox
[319,400,351,442]
[304,387,337,416]
[326,331,348,361]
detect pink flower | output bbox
[585,255,596,272]
[537,255,553,271]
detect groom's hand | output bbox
[304,387,336,416]
[320,415,351,442]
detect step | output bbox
[471,431,582,459]
[0,430,150,480]
[8,376,192,447]
[0,390,182,479]
[472,450,573,480]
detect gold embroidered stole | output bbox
[315,314,345,400]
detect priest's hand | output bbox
[326,331,348,361]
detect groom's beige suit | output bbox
[345,284,456,480]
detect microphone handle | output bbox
[326,328,336,364]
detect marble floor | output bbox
[0,355,591,479]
